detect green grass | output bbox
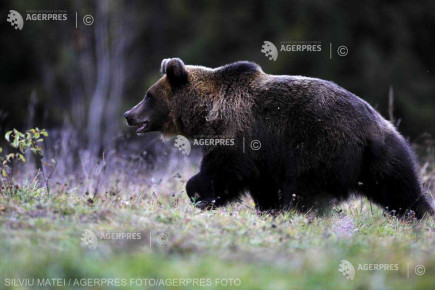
[0,166,434,289]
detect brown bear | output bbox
[124,58,433,219]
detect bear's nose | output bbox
[123,111,130,119]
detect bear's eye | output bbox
[145,93,152,100]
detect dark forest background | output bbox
[1,0,434,154]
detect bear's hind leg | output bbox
[363,134,434,219]
[364,175,433,219]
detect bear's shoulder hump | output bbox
[218,61,261,75]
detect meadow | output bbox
[0,131,434,289]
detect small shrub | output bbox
[0,128,48,188]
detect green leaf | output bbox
[17,154,26,162]
[1,169,6,177]
[5,131,12,141]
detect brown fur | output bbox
[165,65,260,138]
[124,58,433,218]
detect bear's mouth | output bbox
[136,121,149,133]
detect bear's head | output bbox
[124,58,260,137]
[123,58,190,135]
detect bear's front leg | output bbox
[186,172,220,209]
[186,148,259,209]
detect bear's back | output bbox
[251,73,394,150]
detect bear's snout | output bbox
[123,107,151,134]
[123,110,136,126]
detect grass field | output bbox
[0,147,434,289]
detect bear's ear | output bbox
[160,58,188,86]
